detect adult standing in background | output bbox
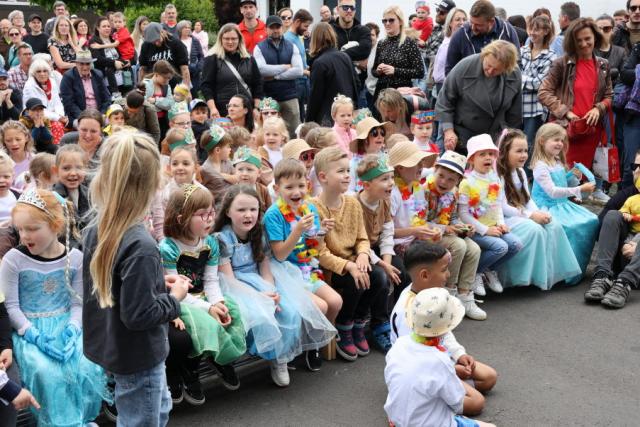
[238,0,266,54]
[330,0,372,91]
[131,16,150,57]
[0,20,10,64]
[445,0,520,75]
[372,6,424,101]
[47,16,79,73]
[8,11,26,37]
[200,23,263,119]
[612,0,640,53]
[254,15,303,138]
[176,20,204,96]
[44,1,68,36]
[595,14,627,85]
[138,23,190,88]
[192,20,209,53]
[424,0,456,72]
[437,40,522,152]
[0,69,22,122]
[162,4,179,37]
[551,2,580,56]
[285,9,313,122]
[433,8,467,94]
[24,14,49,55]
[278,7,293,33]
[306,22,357,126]
[538,18,613,190]
[320,5,333,23]
[7,44,32,92]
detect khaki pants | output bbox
[440,234,480,291]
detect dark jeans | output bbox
[331,264,388,326]
[523,115,544,178]
[296,78,310,122]
[622,114,640,188]
[595,210,640,286]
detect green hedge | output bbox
[125,0,218,42]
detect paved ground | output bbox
[164,280,640,427]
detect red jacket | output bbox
[238,19,267,54]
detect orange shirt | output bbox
[238,19,267,54]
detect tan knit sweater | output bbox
[312,195,371,275]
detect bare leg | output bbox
[314,284,343,323]
[472,361,498,393]
[309,291,329,314]
[462,380,485,416]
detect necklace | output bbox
[411,333,447,353]
[395,176,428,226]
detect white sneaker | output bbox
[458,292,487,321]
[590,189,610,205]
[472,274,486,296]
[484,271,504,293]
[270,361,290,387]
[446,287,458,297]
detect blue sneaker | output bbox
[372,322,392,353]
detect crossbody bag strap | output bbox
[223,59,251,98]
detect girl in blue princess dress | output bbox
[0,189,108,426]
[214,185,335,388]
[530,123,599,282]
[496,129,581,290]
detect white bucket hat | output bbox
[406,288,465,338]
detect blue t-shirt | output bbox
[263,201,321,266]
[284,31,308,74]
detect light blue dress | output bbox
[531,162,599,283]
[498,168,582,290]
[0,247,109,427]
[217,225,335,364]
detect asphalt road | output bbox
[165,279,640,427]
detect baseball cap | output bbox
[240,0,257,5]
[28,14,43,22]
[144,22,163,43]
[190,99,208,111]
[434,0,456,13]
[26,98,45,110]
[266,15,283,27]
[0,69,8,79]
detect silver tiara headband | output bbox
[17,190,55,217]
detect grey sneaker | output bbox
[584,273,613,302]
[601,280,631,309]
[590,189,610,205]
[472,274,486,297]
[446,287,458,297]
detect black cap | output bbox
[28,13,42,22]
[266,15,283,27]
[434,0,456,13]
[239,0,257,5]
[26,98,45,110]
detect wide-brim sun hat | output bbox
[436,150,467,177]
[466,133,498,159]
[407,288,465,338]
[388,140,437,169]
[349,117,394,153]
[282,138,316,160]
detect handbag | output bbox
[593,107,621,183]
[567,118,597,139]
[223,59,252,98]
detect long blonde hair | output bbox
[209,23,250,60]
[529,123,568,169]
[89,131,161,308]
[383,6,407,46]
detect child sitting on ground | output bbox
[390,240,498,418]
[0,153,18,222]
[200,124,237,211]
[190,99,210,163]
[331,95,356,157]
[410,110,439,154]
[22,153,57,191]
[103,104,126,136]
[19,98,56,154]
[424,151,483,320]
[385,286,495,427]
[348,117,390,194]
[312,147,390,360]
[232,147,271,211]
[257,117,288,168]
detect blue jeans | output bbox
[113,362,171,427]
[522,115,544,178]
[622,115,640,188]
[295,78,310,122]
[472,232,522,273]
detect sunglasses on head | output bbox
[631,5,640,12]
[300,151,315,161]
[382,18,396,25]
[369,127,386,137]
[340,5,356,12]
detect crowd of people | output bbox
[0,0,639,426]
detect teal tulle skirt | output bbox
[220,260,336,363]
[499,219,582,290]
[12,312,110,427]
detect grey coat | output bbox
[436,54,522,150]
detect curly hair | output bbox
[213,184,266,263]
[496,128,530,208]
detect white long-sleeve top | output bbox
[253,41,303,80]
[532,161,582,201]
[500,167,539,228]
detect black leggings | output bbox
[167,323,201,386]
[331,264,389,327]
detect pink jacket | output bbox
[332,124,356,159]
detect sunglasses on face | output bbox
[300,151,315,161]
[281,15,292,20]
[341,5,356,12]
[633,162,640,170]
[631,5,640,12]
[9,33,19,36]
[382,18,396,25]
[369,128,386,137]
[599,26,613,33]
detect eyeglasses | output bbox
[369,128,386,137]
[262,110,279,116]
[382,18,396,25]
[300,151,315,161]
[340,5,356,12]
[196,209,215,222]
[599,26,613,33]
[281,15,292,21]
[631,5,640,11]
[633,162,640,170]
[173,120,191,127]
